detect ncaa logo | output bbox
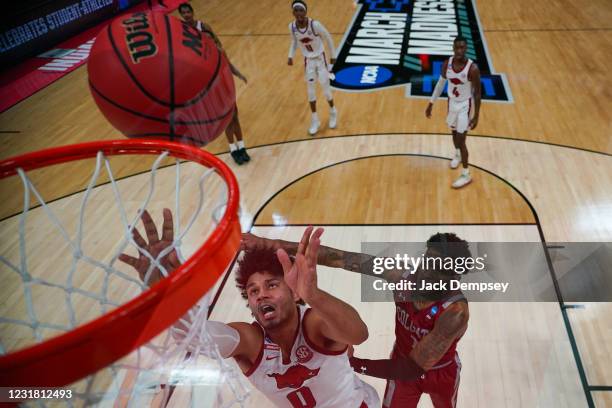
[334,65,392,88]
[296,345,313,363]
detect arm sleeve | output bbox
[313,20,336,58]
[430,76,446,103]
[349,356,425,381]
[288,23,297,59]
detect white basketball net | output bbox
[0,150,250,407]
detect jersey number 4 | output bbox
[452,86,460,97]
[287,386,316,408]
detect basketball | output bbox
[87,11,235,147]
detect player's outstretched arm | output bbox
[242,231,401,282]
[349,302,468,380]
[469,63,481,130]
[277,227,369,346]
[425,59,449,118]
[287,23,297,65]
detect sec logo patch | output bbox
[296,345,313,363]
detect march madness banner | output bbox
[332,0,513,103]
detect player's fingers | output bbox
[141,210,160,244]
[132,227,148,250]
[118,253,138,268]
[297,226,314,255]
[306,236,321,266]
[161,208,174,242]
[305,228,323,260]
[276,249,293,275]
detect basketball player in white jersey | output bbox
[119,211,379,408]
[288,0,338,136]
[179,3,251,165]
[426,36,481,189]
[242,231,471,408]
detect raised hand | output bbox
[276,226,324,303]
[118,208,181,285]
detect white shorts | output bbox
[357,378,381,408]
[304,54,331,84]
[446,98,474,134]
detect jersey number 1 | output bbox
[287,386,316,408]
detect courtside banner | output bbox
[0,0,144,68]
[332,0,513,103]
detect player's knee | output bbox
[320,80,332,100]
[307,81,317,101]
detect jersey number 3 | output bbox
[287,386,316,408]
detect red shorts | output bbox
[382,353,461,408]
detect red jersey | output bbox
[393,293,467,367]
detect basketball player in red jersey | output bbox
[179,3,251,165]
[288,0,338,136]
[242,231,471,408]
[119,212,380,407]
[426,36,481,189]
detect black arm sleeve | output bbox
[349,356,425,381]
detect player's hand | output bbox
[277,226,323,303]
[288,58,293,66]
[240,232,279,252]
[470,116,479,130]
[425,103,433,118]
[119,208,181,286]
[238,73,248,84]
[330,58,336,65]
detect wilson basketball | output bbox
[87,11,235,147]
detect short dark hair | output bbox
[178,2,193,12]
[235,248,286,300]
[454,35,467,44]
[426,232,471,276]
[292,0,307,11]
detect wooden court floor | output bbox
[0,0,611,406]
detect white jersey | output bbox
[446,56,473,103]
[246,305,378,407]
[289,18,331,59]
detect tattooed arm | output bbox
[349,302,469,380]
[241,232,401,282]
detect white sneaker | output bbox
[329,109,337,129]
[450,155,460,169]
[308,117,320,135]
[452,173,472,189]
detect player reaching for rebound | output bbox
[179,3,251,165]
[288,0,338,136]
[426,36,481,189]
[243,231,471,408]
[119,212,379,408]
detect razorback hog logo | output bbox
[122,12,158,64]
[267,364,320,389]
[449,78,464,85]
